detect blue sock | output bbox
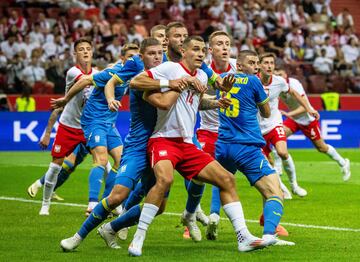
[78,198,111,239]
[263,196,284,235]
[40,175,45,185]
[184,179,190,190]
[88,165,105,202]
[210,185,221,215]
[110,204,141,232]
[186,180,205,213]
[54,160,74,190]
[102,167,117,199]
[124,182,146,210]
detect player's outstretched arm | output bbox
[281,106,306,118]
[105,76,122,112]
[258,101,271,118]
[199,94,231,110]
[39,107,63,149]
[212,74,235,92]
[289,88,320,119]
[143,89,181,110]
[51,75,93,109]
[130,72,188,92]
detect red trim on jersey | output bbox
[146,70,154,79]
[74,73,83,82]
[210,61,231,74]
[179,62,197,76]
[75,65,92,75]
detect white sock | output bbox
[223,202,247,233]
[36,179,43,187]
[42,162,61,207]
[88,201,98,210]
[74,233,83,241]
[183,209,195,220]
[282,155,298,188]
[195,204,202,212]
[273,150,283,175]
[104,222,115,233]
[326,145,346,166]
[136,203,159,237]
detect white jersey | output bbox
[257,74,289,135]
[148,61,208,143]
[280,77,315,125]
[59,66,96,129]
[199,58,237,133]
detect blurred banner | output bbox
[0,111,359,151]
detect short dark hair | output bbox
[259,52,276,63]
[237,50,258,63]
[209,31,230,47]
[166,22,186,37]
[183,35,204,49]
[150,24,166,37]
[74,37,92,50]
[140,37,161,54]
[121,43,139,56]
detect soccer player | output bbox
[59,38,191,252]
[127,36,266,257]
[274,65,351,181]
[38,38,95,215]
[257,53,319,198]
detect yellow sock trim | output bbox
[266,197,283,207]
[101,198,111,212]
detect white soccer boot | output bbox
[274,238,296,246]
[27,180,42,198]
[206,213,220,240]
[281,183,293,200]
[291,185,307,197]
[237,231,266,252]
[196,209,209,226]
[181,212,202,242]
[39,205,49,216]
[97,224,121,249]
[128,233,145,257]
[341,159,351,181]
[60,234,82,252]
[261,234,278,247]
[118,227,129,241]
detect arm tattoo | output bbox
[199,97,218,110]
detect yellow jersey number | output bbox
[220,87,240,118]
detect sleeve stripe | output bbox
[109,72,124,84]
[257,97,269,106]
[146,70,154,79]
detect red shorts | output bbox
[262,126,287,157]
[196,129,218,157]
[148,137,215,180]
[51,123,86,158]
[284,118,321,141]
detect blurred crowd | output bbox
[0,0,359,95]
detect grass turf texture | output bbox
[0,149,359,261]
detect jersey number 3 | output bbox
[220,87,240,118]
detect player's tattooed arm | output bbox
[51,75,92,108]
[105,76,122,112]
[143,89,181,110]
[199,94,232,110]
[130,72,188,92]
[39,107,63,149]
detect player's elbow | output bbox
[157,102,172,110]
[259,104,271,118]
[129,79,137,89]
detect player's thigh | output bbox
[90,146,109,166]
[254,173,282,200]
[153,160,175,186]
[274,140,288,159]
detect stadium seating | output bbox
[308,75,327,94]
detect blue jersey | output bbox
[81,62,127,126]
[217,73,269,147]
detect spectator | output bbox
[240,37,256,52]
[37,12,51,34]
[339,26,358,46]
[127,26,143,44]
[208,0,223,19]
[303,36,316,62]
[57,13,70,37]
[29,23,45,45]
[284,40,304,64]
[133,15,148,38]
[313,48,333,74]
[275,2,292,31]
[302,0,316,16]
[267,27,287,56]
[286,26,305,47]
[0,95,10,111]
[336,8,354,29]
[73,10,92,33]
[1,34,20,60]
[8,10,28,34]
[46,55,65,94]
[341,37,359,68]
[233,12,253,40]
[352,56,360,76]
[17,34,40,60]
[6,52,26,93]
[15,88,36,112]
[90,15,112,39]
[105,36,122,61]
[42,34,65,59]
[318,36,337,60]
[168,0,185,21]
[0,17,8,41]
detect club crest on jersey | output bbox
[54,145,61,153]
[159,150,168,157]
[120,165,127,173]
[95,135,100,143]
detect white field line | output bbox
[1,196,359,233]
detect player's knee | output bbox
[278,150,289,160]
[108,186,128,206]
[317,143,328,153]
[218,172,235,190]
[156,175,174,189]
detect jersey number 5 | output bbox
[220,87,240,118]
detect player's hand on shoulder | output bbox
[51,97,68,109]
[217,96,232,109]
[169,78,188,92]
[39,133,50,150]
[108,99,122,112]
[185,77,207,93]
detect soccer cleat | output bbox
[51,192,64,201]
[206,213,219,240]
[183,227,190,239]
[118,227,129,241]
[341,159,351,181]
[292,185,307,197]
[27,181,41,198]
[196,209,209,226]
[180,213,202,242]
[128,234,145,257]
[262,234,278,247]
[39,205,49,216]
[97,224,121,249]
[273,238,295,246]
[60,235,82,252]
[237,232,266,252]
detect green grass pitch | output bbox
[0,149,359,261]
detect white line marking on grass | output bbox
[1,196,360,233]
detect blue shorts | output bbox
[82,123,123,151]
[115,144,154,190]
[215,142,275,186]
